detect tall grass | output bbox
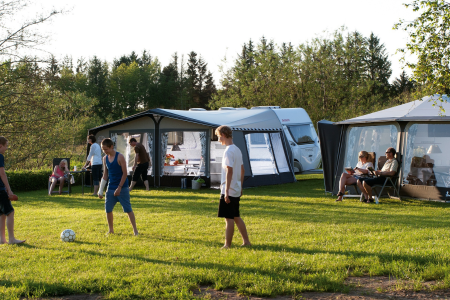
[1,174,450,299]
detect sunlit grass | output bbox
[2,174,450,299]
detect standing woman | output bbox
[82,135,103,196]
[336,151,373,202]
[49,159,70,195]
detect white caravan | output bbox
[252,106,321,172]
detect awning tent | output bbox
[319,95,450,200]
[89,108,296,188]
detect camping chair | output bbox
[48,158,72,195]
[344,152,376,199]
[186,158,205,176]
[371,153,402,201]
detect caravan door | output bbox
[283,123,321,172]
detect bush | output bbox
[6,169,84,192]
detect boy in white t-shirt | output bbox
[215,125,251,249]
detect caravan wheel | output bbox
[294,161,302,173]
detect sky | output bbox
[30,0,417,85]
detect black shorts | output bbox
[218,194,240,219]
[360,176,386,187]
[132,162,149,182]
[91,164,102,185]
[0,190,14,216]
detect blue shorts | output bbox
[105,187,132,213]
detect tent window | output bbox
[111,132,153,176]
[404,124,450,187]
[287,125,315,145]
[343,125,398,173]
[245,133,277,175]
[270,133,290,173]
[167,131,183,145]
[163,131,205,177]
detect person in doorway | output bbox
[0,136,25,244]
[215,125,251,249]
[82,135,102,196]
[97,138,138,236]
[128,138,150,191]
[357,147,398,203]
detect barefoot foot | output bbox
[9,239,25,244]
[241,243,252,247]
[221,245,230,249]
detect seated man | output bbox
[357,147,398,203]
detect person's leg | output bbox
[129,181,137,192]
[49,177,57,195]
[141,162,150,191]
[105,190,116,234]
[58,177,65,194]
[357,179,368,200]
[126,212,139,235]
[223,218,235,248]
[363,181,373,201]
[106,212,114,234]
[337,173,352,201]
[92,165,101,196]
[234,217,251,246]
[0,214,6,244]
[6,211,25,244]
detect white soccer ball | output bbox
[60,229,76,242]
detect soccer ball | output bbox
[60,229,76,242]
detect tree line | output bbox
[47,51,217,122]
[211,30,419,125]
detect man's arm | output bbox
[225,166,233,203]
[102,156,108,181]
[240,164,244,196]
[133,152,140,171]
[115,153,128,196]
[0,167,12,195]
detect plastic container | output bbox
[192,180,202,190]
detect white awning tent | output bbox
[319,95,450,200]
[89,108,296,188]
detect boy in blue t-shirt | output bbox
[0,136,25,244]
[97,138,138,236]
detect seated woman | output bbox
[49,159,69,195]
[336,151,374,201]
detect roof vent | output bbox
[218,107,236,110]
[189,108,206,111]
[250,106,281,110]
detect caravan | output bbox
[252,107,321,173]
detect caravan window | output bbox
[167,131,183,145]
[287,125,315,145]
[343,125,398,172]
[403,123,450,188]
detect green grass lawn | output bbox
[2,174,450,299]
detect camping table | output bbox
[70,170,87,195]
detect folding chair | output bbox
[371,153,402,201]
[344,152,376,199]
[48,158,72,195]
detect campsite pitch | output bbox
[3,174,450,300]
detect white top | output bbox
[87,143,102,166]
[355,161,374,175]
[220,144,244,197]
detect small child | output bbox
[0,136,25,244]
[97,138,138,236]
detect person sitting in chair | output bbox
[357,147,398,203]
[336,151,373,202]
[49,159,70,195]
